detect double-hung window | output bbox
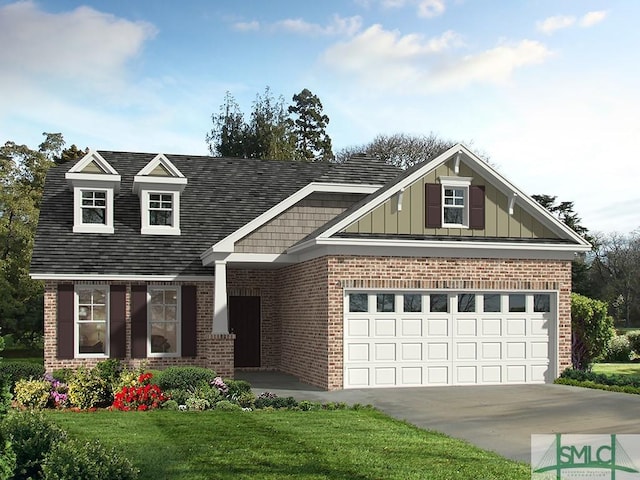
[149,193,173,226]
[76,286,109,356]
[443,187,465,225]
[81,190,107,224]
[148,287,180,356]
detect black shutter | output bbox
[131,285,147,358]
[109,285,126,358]
[469,185,485,230]
[181,285,197,357]
[57,284,74,359]
[425,183,442,228]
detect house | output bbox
[30,144,591,390]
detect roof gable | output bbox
[292,144,591,249]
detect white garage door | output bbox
[343,291,555,388]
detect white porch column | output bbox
[212,260,228,334]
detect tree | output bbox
[335,132,457,169]
[570,293,615,370]
[589,231,640,326]
[0,133,65,347]
[532,194,593,295]
[288,88,333,161]
[245,87,296,160]
[205,87,333,161]
[206,92,248,158]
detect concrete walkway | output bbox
[235,371,640,463]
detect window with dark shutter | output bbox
[109,285,127,358]
[181,285,197,357]
[131,285,148,358]
[57,284,75,359]
[469,185,485,230]
[425,183,442,228]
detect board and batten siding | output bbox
[343,159,559,239]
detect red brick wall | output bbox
[43,280,235,376]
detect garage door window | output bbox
[349,294,368,312]
[534,294,551,312]
[403,294,422,312]
[458,294,475,312]
[430,294,448,312]
[509,294,526,312]
[376,294,395,312]
[483,294,501,312]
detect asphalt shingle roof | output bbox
[31,152,401,276]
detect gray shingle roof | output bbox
[31,152,401,276]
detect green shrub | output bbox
[555,377,640,394]
[67,367,109,409]
[571,293,615,370]
[1,411,66,480]
[298,400,321,411]
[234,391,256,408]
[51,368,74,384]
[155,366,217,391]
[165,389,190,406]
[605,335,633,362]
[225,379,252,397]
[626,330,640,356]
[254,394,298,410]
[185,385,220,411]
[215,400,242,411]
[14,379,50,409]
[0,412,15,480]
[93,359,123,395]
[42,439,139,480]
[559,368,640,388]
[162,400,180,411]
[0,362,45,392]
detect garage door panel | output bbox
[344,291,554,388]
[347,343,370,362]
[375,318,396,336]
[401,318,423,336]
[427,318,448,336]
[375,343,396,361]
[347,318,370,336]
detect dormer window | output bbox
[65,151,120,234]
[133,154,187,236]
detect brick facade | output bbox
[43,280,235,376]
[43,256,572,391]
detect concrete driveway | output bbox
[236,371,640,463]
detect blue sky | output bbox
[1,0,637,234]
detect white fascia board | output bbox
[135,153,186,178]
[132,176,187,194]
[294,240,585,263]
[30,273,215,281]
[200,181,382,258]
[67,150,119,175]
[65,173,121,193]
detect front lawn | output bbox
[592,363,640,377]
[48,409,529,480]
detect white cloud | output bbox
[233,15,362,37]
[536,15,576,35]
[275,15,362,36]
[580,10,608,27]
[430,40,552,89]
[323,26,549,93]
[417,0,446,18]
[0,1,156,86]
[233,20,260,32]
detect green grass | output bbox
[2,347,44,365]
[47,409,529,480]
[592,363,640,376]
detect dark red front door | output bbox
[228,296,261,367]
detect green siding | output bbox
[342,158,560,240]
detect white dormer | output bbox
[132,154,187,236]
[65,151,121,234]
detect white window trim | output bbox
[440,176,472,229]
[140,189,181,235]
[73,187,114,234]
[75,285,110,359]
[147,286,181,358]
